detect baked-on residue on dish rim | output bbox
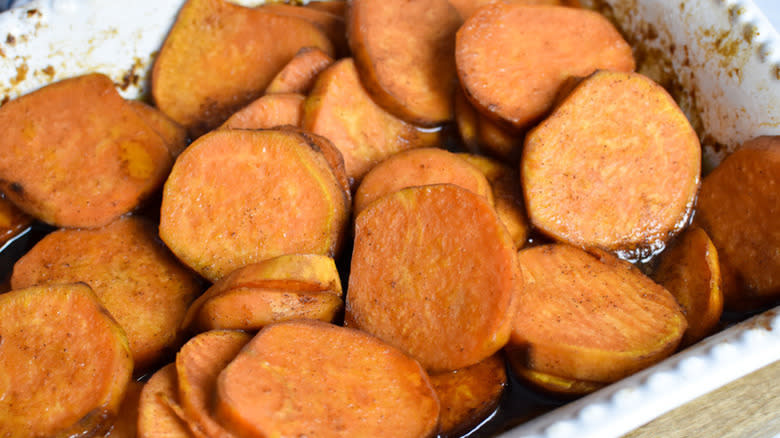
[0,1,778,438]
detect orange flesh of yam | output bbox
[11,216,202,371]
[456,4,634,129]
[306,0,346,17]
[0,283,133,438]
[449,0,579,20]
[265,47,334,95]
[159,129,348,282]
[693,136,780,310]
[454,87,522,161]
[220,93,305,130]
[348,0,461,125]
[510,363,605,396]
[303,58,441,184]
[107,380,144,438]
[0,73,172,228]
[354,147,494,215]
[653,226,723,346]
[510,244,687,382]
[215,320,440,438]
[152,0,333,136]
[522,71,700,256]
[430,354,507,436]
[348,184,521,372]
[176,330,251,438]
[259,3,347,58]
[0,196,31,247]
[458,153,530,249]
[138,364,193,438]
[129,100,189,157]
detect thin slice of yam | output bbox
[176,330,251,438]
[220,93,305,130]
[0,283,133,438]
[260,3,348,57]
[694,136,780,311]
[303,58,441,184]
[138,364,193,438]
[129,100,189,157]
[509,244,687,382]
[348,184,521,372]
[152,0,333,136]
[107,380,144,438]
[354,147,494,215]
[306,0,346,17]
[522,70,700,257]
[265,47,334,94]
[510,364,605,397]
[456,3,634,129]
[160,129,348,281]
[454,85,522,161]
[0,73,172,228]
[0,195,31,247]
[430,354,507,437]
[11,216,202,371]
[652,226,723,346]
[348,0,462,125]
[458,153,530,249]
[215,320,440,438]
[449,0,579,20]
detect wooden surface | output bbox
[624,360,780,438]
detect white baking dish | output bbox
[1,1,778,437]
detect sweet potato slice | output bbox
[652,226,723,346]
[220,93,305,130]
[348,0,461,125]
[160,129,348,281]
[260,3,348,57]
[138,364,193,438]
[694,136,780,310]
[0,195,31,247]
[430,354,507,437]
[306,0,346,17]
[107,380,144,438]
[456,3,634,129]
[509,244,687,382]
[449,0,579,20]
[0,73,172,228]
[354,148,494,215]
[176,330,251,438]
[522,70,700,257]
[458,154,530,249]
[303,58,441,184]
[510,365,605,396]
[454,88,522,161]
[129,100,189,157]
[265,47,334,94]
[11,216,202,370]
[215,320,440,438]
[152,0,333,136]
[348,184,521,372]
[181,254,343,333]
[0,283,133,438]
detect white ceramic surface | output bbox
[1,1,779,437]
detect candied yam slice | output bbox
[107,380,144,438]
[509,244,687,382]
[0,283,133,438]
[0,195,31,247]
[348,184,521,372]
[152,0,333,136]
[449,0,579,19]
[215,320,440,438]
[160,129,348,282]
[354,147,494,215]
[265,47,335,95]
[11,216,202,370]
[129,100,189,157]
[522,71,700,256]
[458,153,530,249]
[430,354,507,436]
[260,3,348,57]
[456,3,634,128]
[220,93,305,130]
[0,73,172,228]
[653,226,723,346]
[306,0,346,16]
[510,364,605,396]
[303,58,440,184]
[454,86,522,161]
[138,364,193,438]
[348,0,461,125]
[177,330,251,438]
[694,136,780,310]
